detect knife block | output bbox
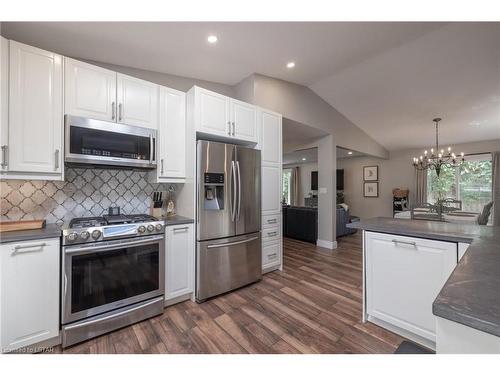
[150,207,163,219]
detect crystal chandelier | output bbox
[412,118,465,177]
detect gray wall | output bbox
[84,60,235,97]
[249,74,388,159]
[338,139,500,219]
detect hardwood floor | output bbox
[52,233,403,354]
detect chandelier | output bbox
[412,118,465,177]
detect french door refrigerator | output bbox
[196,140,262,302]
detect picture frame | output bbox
[363,165,378,181]
[364,182,379,197]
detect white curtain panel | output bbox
[492,152,500,226]
[414,168,428,206]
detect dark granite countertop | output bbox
[0,223,62,244]
[162,215,194,226]
[348,217,500,337]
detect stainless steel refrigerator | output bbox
[196,140,262,302]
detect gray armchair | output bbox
[336,207,358,237]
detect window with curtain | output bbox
[282,169,292,205]
[427,153,492,213]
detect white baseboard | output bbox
[316,239,338,249]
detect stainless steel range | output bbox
[61,213,165,348]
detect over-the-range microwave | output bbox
[64,115,157,169]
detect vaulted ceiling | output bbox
[2,21,499,151]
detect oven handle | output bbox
[64,235,164,255]
[65,297,164,330]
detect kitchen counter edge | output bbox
[0,224,63,244]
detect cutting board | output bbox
[0,220,46,233]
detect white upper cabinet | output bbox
[189,86,259,143]
[156,86,186,182]
[0,238,60,352]
[64,58,117,122]
[8,41,63,176]
[65,58,159,129]
[259,108,282,165]
[0,36,8,172]
[117,73,159,129]
[230,99,257,142]
[196,87,230,137]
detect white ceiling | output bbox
[283,148,318,165]
[282,118,328,149]
[311,23,500,151]
[2,22,498,152]
[337,147,364,159]
[1,22,444,86]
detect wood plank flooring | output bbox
[51,233,403,354]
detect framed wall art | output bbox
[363,165,378,181]
[364,182,379,197]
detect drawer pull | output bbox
[392,239,417,248]
[173,226,189,232]
[267,253,277,259]
[267,231,277,237]
[12,242,47,254]
[267,219,277,224]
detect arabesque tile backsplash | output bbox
[0,168,168,224]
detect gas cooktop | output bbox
[63,214,164,246]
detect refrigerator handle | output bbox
[231,161,237,221]
[236,161,241,221]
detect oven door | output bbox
[65,115,156,169]
[62,234,165,324]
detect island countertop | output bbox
[348,217,500,338]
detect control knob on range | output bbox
[155,224,163,231]
[147,224,154,232]
[67,232,78,241]
[80,231,90,240]
[138,225,146,233]
[91,230,102,240]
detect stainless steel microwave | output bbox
[65,115,157,169]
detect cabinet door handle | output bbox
[111,101,116,120]
[267,253,277,259]
[392,239,417,248]
[161,159,164,175]
[173,226,189,232]
[267,231,277,237]
[232,122,235,136]
[55,149,60,170]
[227,121,231,136]
[118,103,123,121]
[267,218,277,224]
[12,242,47,254]
[1,145,7,169]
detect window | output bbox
[427,153,492,213]
[282,169,292,205]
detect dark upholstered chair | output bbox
[336,207,357,237]
[477,201,494,225]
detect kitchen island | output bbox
[348,217,500,353]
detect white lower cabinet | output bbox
[262,214,282,273]
[165,223,194,304]
[0,238,60,352]
[262,240,281,270]
[365,231,457,347]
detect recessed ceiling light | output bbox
[286,61,295,69]
[302,157,306,161]
[207,35,218,44]
[348,151,353,155]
